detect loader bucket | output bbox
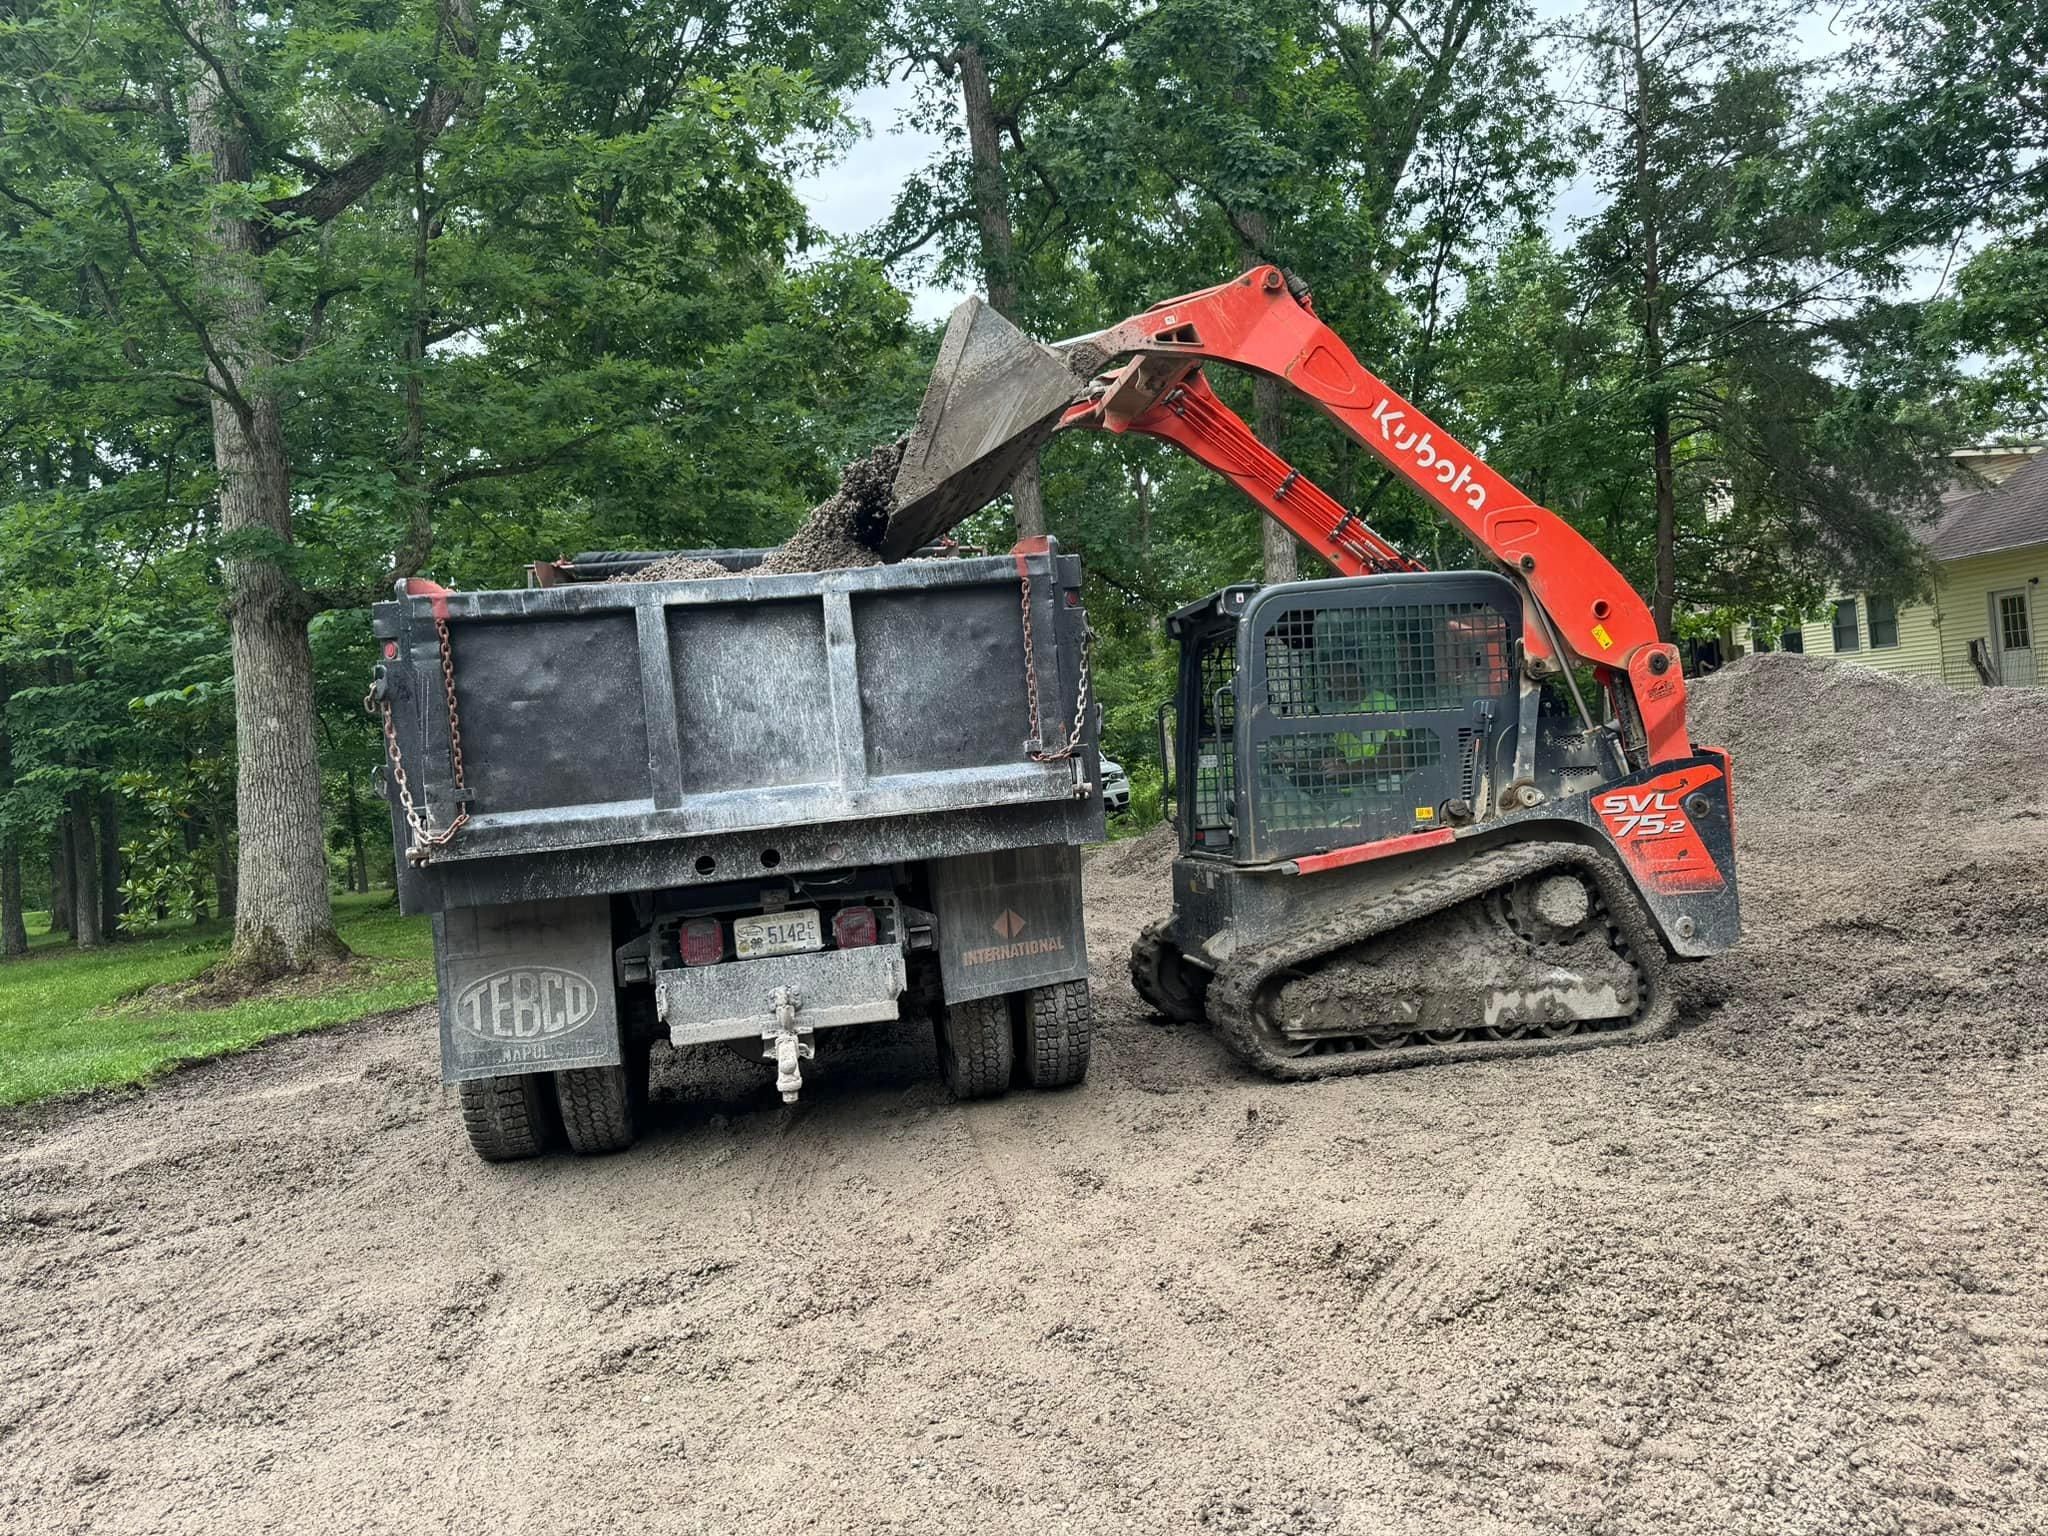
[884,297,1085,557]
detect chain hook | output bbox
[374,615,470,864]
[1018,563,1094,763]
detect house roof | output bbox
[1926,450,2048,562]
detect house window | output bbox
[1999,592,2031,652]
[1868,595,1899,649]
[1832,599,1860,652]
[1781,629,1804,653]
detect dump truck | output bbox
[370,542,1102,1161]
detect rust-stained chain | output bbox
[365,616,470,864]
[1017,565,1094,764]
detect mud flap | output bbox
[930,844,1089,1003]
[433,896,620,1083]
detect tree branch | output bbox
[257,0,478,247]
[425,427,610,496]
[155,0,274,152]
[90,173,252,422]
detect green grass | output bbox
[0,891,434,1107]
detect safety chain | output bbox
[365,616,470,864]
[1018,564,1095,763]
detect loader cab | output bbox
[1163,572,1524,865]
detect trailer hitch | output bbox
[766,987,816,1104]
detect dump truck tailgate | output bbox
[372,547,1099,913]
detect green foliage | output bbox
[0,0,2006,989]
[1826,0,2047,432]
[1117,763,1167,836]
[0,891,431,1104]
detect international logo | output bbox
[454,966,599,1041]
[963,909,1066,966]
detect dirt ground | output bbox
[3,655,2044,1535]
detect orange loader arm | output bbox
[1055,266,1691,768]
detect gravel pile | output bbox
[612,553,734,582]
[1687,651,2048,828]
[752,442,901,576]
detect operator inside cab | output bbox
[1314,614,1415,812]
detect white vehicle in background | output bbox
[1101,757,1131,815]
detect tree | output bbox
[1033,0,1566,579]
[1568,0,1957,637]
[2,0,904,965]
[0,666,27,957]
[1829,0,2048,429]
[879,0,1137,538]
[0,0,482,973]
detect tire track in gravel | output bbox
[1357,1118,1554,1332]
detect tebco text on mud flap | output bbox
[454,966,599,1041]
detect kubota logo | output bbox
[454,966,598,1042]
[993,910,1028,939]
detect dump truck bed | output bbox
[372,545,1101,915]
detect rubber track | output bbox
[942,995,1014,1100]
[457,1074,553,1162]
[1021,980,1092,1088]
[1205,839,1674,1082]
[557,1063,638,1155]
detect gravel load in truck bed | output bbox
[610,327,1110,583]
[3,659,2044,1535]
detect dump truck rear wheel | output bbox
[938,995,1013,1100]
[1020,980,1092,1089]
[557,1044,648,1155]
[457,1073,556,1162]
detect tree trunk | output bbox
[214,831,237,922]
[53,829,73,936]
[1257,381,1298,584]
[68,794,102,950]
[1630,0,1677,641]
[0,666,23,956]
[99,790,123,939]
[344,780,369,894]
[1,841,25,958]
[189,0,345,977]
[1650,413,1677,641]
[182,815,209,924]
[1231,217,1297,583]
[954,40,1046,540]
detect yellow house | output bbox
[1751,447,2048,687]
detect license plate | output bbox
[733,908,823,960]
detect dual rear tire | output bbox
[937,979,1093,1101]
[456,1041,650,1162]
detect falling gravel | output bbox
[612,329,1114,583]
[609,442,903,583]
[752,441,902,575]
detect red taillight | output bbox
[832,905,878,949]
[678,917,723,966]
